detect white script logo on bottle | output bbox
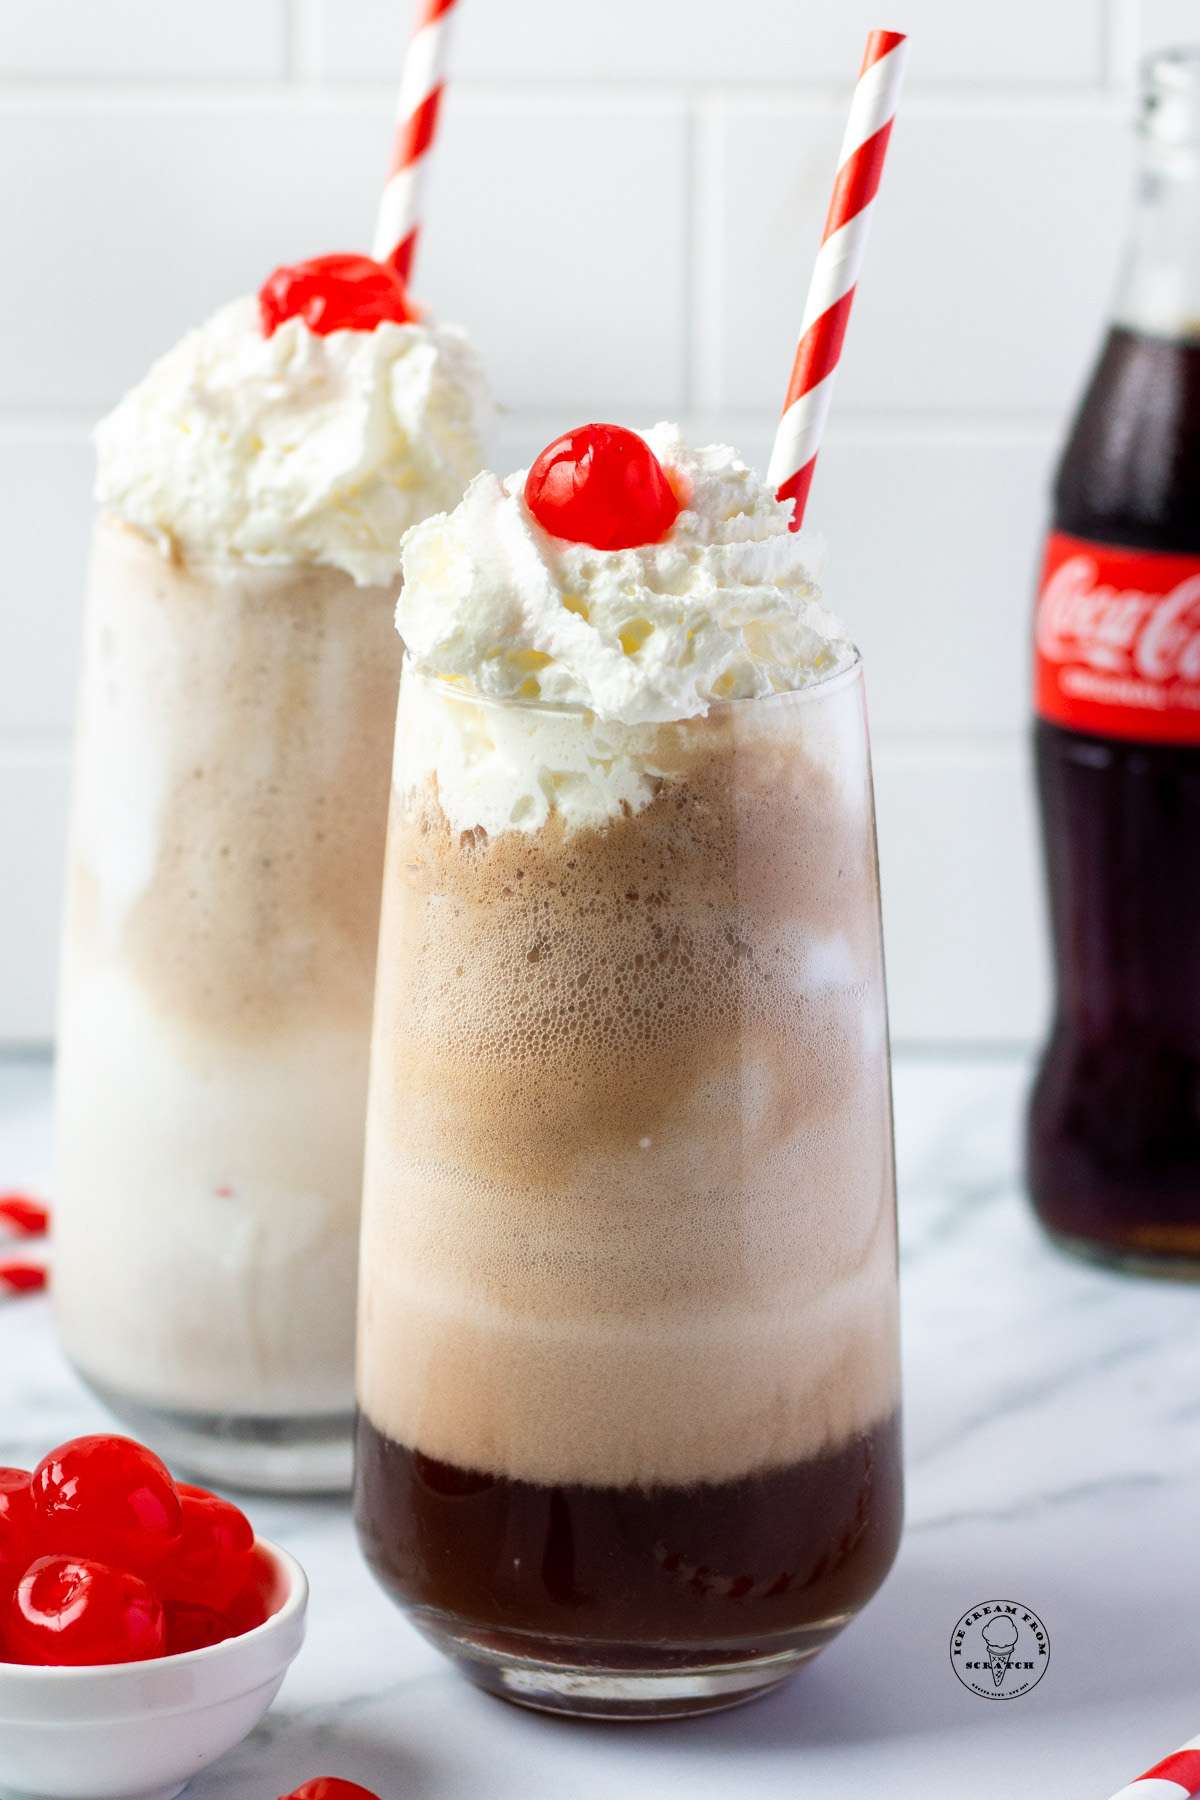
[1037,553,1200,685]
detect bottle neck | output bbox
[1113,56,1200,340]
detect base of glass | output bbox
[1046,1226,1200,1282]
[78,1375,354,1494]
[413,1615,837,1720]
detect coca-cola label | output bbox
[1034,531,1200,743]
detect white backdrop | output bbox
[0,0,1188,1045]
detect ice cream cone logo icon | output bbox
[950,1600,1050,1700]
[982,1615,1018,1687]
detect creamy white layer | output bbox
[55,971,364,1414]
[95,297,492,584]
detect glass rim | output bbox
[97,510,404,588]
[401,647,864,721]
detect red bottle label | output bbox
[1034,531,1200,744]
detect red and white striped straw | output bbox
[766,28,908,530]
[372,0,460,285]
[1105,1735,1200,1799]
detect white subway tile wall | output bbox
[0,1,1181,1043]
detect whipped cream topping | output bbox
[95,297,492,586]
[397,423,852,723]
[398,662,674,838]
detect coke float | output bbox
[52,0,489,1490]
[354,28,906,1721]
[354,421,903,1715]
[1027,49,1200,1274]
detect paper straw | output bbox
[1105,1735,1200,1799]
[766,28,908,529]
[372,0,461,284]
[0,1194,49,1239]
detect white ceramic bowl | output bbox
[0,1538,307,1800]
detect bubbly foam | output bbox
[55,515,403,1414]
[357,666,899,1487]
[95,297,492,585]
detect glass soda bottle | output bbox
[1028,49,1200,1274]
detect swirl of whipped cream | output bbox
[95,296,492,586]
[397,422,852,723]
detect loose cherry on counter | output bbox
[259,253,417,338]
[0,1194,50,1238]
[157,1484,255,1612]
[4,1555,165,1666]
[523,423,681,552]
[31,1435,182,1575]
[281,1783,383,1800]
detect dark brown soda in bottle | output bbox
[1028,50,1200,1274]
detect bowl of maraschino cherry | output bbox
[0,1432,307,1800]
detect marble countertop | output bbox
[4,1051,1200,1800]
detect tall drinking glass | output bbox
[54,514,403,1491]
[355,653,902,1717]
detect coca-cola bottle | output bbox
[1028,49,1200,1274]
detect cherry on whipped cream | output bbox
[524,423,681,551]
[31,1435,183,1575]
[259,253,417,337]
[5,1554,166,1666]
[157,1484,255,1612]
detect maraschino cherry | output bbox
[281,1783,383,1800]
[0,1468,34,1539]
[31,1435,183,1575]
[5,1555,166,1666]
[157,1483,255,1611]
[259,253,416,337]
[0,1516,29,1602]
[524,423,680,551]
[163,1600,235,1655]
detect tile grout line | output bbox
[0,80,1142,115]
[0,732,73,764]
[0,410,1066,442]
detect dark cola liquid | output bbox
[354,1413,903,1669]
[1030,328,1200,1268]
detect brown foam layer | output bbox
[357,673,901,1487]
